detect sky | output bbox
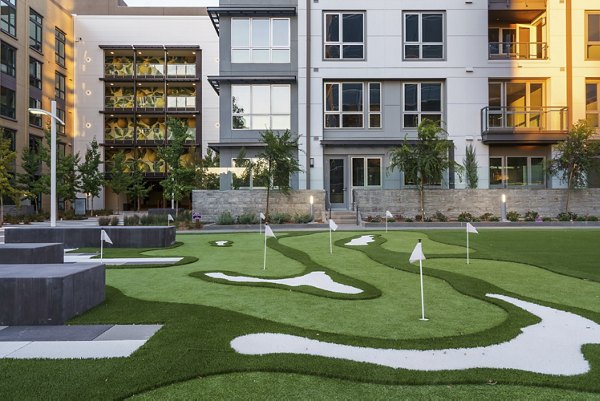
[124,0,219,6]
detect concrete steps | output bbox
[327,211,359,225]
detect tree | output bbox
[195,148,220,190]
[105,151,132,214]
[157,118,196,213]
[0,132,19,226]
[250,129,301,221]
[463,144,479,189]
[16,147,47,213]
[56,152,81,210]
[389,119,462,220]
[127,160,151,212]
[548,120,600,213]
[78,138,104,213]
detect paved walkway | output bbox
[64,252,183,266]
[0,324,161,359]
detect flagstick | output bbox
[329,225,333,255]
[466,230,470,264]
[419,257,427,320]
[263,230,267,270]
[386,216,388,233]
[100,234,104,263]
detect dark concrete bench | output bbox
[0,263,105,325]
[5,226,176,248]
[0,243,64,264]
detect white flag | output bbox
[466,222,478,234]
[260,212,266,221]
[385,210,393,219]
[101,229,113,245]
[168,214,175,222]
[329,219,338,231]
[265,224,276,238]
[409,242,425,263]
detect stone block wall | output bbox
[192,190,326,222]
[354,188,600,219]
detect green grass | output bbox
[1,229,599,400]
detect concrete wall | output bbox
[354,188,600,219]
[192,189,325,221]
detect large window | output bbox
[1,0,16,37]
[587,12,600,60]
[29,97,42,126]
[1,86,16,119]
[56,108,65,135]
[352,157,382,187]
[488,81,544,129]
[29,9,43,53]
[403,82,443,128]
[324,82,363,128]
[404,12,445,60]
[231,84,291,130]
[55,72,65,100]
[2,127,15,151]
[29,58,42,89]
[368,83,381,128]
[55,28,66,68]
[1,41,16,77]
[324,12,365,60]
[587,80,599,128]
[231,18,290,63]
[489,156,545,187]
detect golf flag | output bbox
[260,212,266,221]
[466,223,478,264]
[329,219,338,231]
[265,224,276,238]
[101,229,112,244]
[263,224,276,270]
[466,222,478,234]
[328,219,338,255]
[385,210,393,232]
[410,240,428,321]
[259,212,266,234]
[409,242,425,263]
[167,214,174,224]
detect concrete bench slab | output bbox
[0,243,64,264]
[0,325,112,341]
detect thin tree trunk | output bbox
[1,195,4,226]
[115,193,120,214]
[566,166,575,213]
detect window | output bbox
[368,83,381,128]
[1,0,16,37]
[488,81,544,129]
[29,9,43,53]
[1,86,16,119]
[29,58,42,89]
[55,28,66,68]
[324,82,364,128]
[587,80,599,127]
[29,134,41,152]
[231,157,270,189]
[55,72,65,100]
[231,84,291,130]
[29,97,42,126]
[403,82,443,128]
[231,18,290,63]
[1,41,16,77]
[587,12,600,59]
[489,156,545,187]
[352,157,382,187]
[404,12,445,60]
[56,108,65,135]
[2,127,15,151]
[324,12,365,60]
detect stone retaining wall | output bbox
[354,188,600,219]
[192,190,326,222]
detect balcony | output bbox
[167,64,196,78]
[167,96,196,111]
[136,127,166,142]
[481,106,569,144]
[488,41,547,60]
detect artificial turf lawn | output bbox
[1,229,599,400]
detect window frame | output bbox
[323,11,366,60]
[55,27,66,68]
[56,107,65,135]
[29,97,43,127]
[29,57,42,89]
[29,8,43,54]
[403,12,446,61]
[586,79,600,128]
[0,41,16,77]
[0,0,17,37]
[402,82,444,129]
[586,11,600,60]
[231,84,291,131]
[2,127,16,151]
[230,17,291,64]
[351,156,383,188]
[0,86,16,119]
[323,81,366,129]
[55,71,65,100]
[489,156,546,188]
[368,82,382,129]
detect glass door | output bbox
[328,158,346,208]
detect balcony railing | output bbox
[136,63,165,78]
[167,64,196,78]
[136,127,166,141]
[167,128,196,141]
[167,96,196,110]
[105,128,134,141]
[137,96,165,110]
[488,42,548,60]
[481,106,568,138]
[105,95,135,109]
[104,63,134,77]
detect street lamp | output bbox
[28,100,65,227]
[501,193,507,222]
[309,195,314,220]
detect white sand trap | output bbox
[205,271,363,294]
[345,235,375,246]
[230,294,600,376]
[64,254,182,266]
[215,241,230,246]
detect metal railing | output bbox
[488,42,548,60]
[481,106,568,133]
[166,96,196,110]
[166,64,196,78]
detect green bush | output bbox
[237,213,258,225]
[140,215,167,226]
[365,215,381,223]
[433,211,448,222]
[404,218,413,222]
[488,215,500,222]
[98,217,111,226]
[270,212,292,224]
[542,216,553,222]
[457,212,474,222]
[293,213,313,224]
[479,213,494,221]
[124,215,141,226]
[587,215,599,221]
[110,216,120,226]
[575,215,587,221]
[557,212,577,221]
[507,211,520,222]
[524,211,539,222]
[216,211,235,225]
[94,209,113,216]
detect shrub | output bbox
[506,211,520,222]
[479,213,494,221]
[237,213,258,225]
[404,218,414,222]
[414,214,423,222]
[94,209,113,216]
[457,212,474,222]
[216,211,235,225]
[140,215,166,226]
[110,216,120,226]
[124,215,141,226]
[488,215,500,222]
[365,215,381,223]
[293,213,313,224]
[557,212,577,221]
[542,216,553,222]
[587,215,599,222]
[575,215,587,221]
[434,211,448,222]
[270,212,292,224]
[98,217,111,226]
[524,211,539,222]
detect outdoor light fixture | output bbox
[28,101,65,228]
[309,157,315,168]
[501,193,507,222]
[309,195,314,220]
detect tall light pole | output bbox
[28,100,65,227]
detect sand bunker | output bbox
[230,294,600,375]
[215,241,230,246]
[205,271,363,294]
[345,235,375,246]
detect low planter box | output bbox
[0,243,64,264]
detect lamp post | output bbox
[309,195,314,220]
[501,193,507,222]
[28,101,65,228]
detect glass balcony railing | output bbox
[105,95,135,109]
[136,127,166,141]
[481,106,568,133]
[166,96,196,110]
[167,128,196,141]
[105,128,134,141]
[136,63,165,77]
[104,62,135,77]
[166,64,196,78]
[488,42,548,60]
[136,96,165,109]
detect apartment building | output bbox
[0,0,74,211]
[210,0,600,209]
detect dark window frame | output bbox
[29,57,42,89]
[403,12,446,60]
[0,0,17,37]
[29,8,43,53]
[323,11,366,60]
[586,12,600,60]
[55,27,66,68]
[402,82,443,129]
[0,41,17,77]
[0,86,16,119]
[55,71,65,100]
[56,107,65,135]
[2,127,16,151]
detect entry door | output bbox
[328,158,346,209]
